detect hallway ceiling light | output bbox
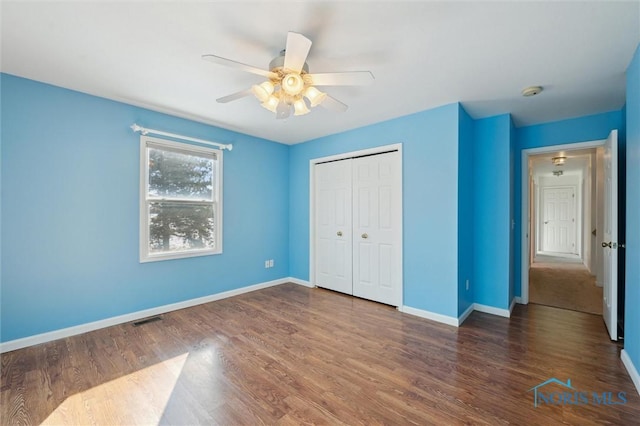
[552,156,567,166]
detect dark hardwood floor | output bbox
[1,283,638,425]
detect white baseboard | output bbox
[515,296,524,304]
[458,304,475,326]
[400,305,459,327]
[288,277,314,288]
[0,277,292,353]
[621,349,640,396]
[401,302,516,328]
[509,298,517,314]
[473,303,511,318]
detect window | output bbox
[140,136,222,262]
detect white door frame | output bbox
[520,139,605,304]
[309,143,403,306]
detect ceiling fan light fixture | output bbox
[251,81,275,102]
[304,86,326,107]
[293,98,310,116]
[261,95,279,113]
[282,73,304,95]
[205,31,373,118]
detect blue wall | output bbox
[457,105,474,315]
[473,114,513,309]
[0,74,3,306]
[513,110,624,298]
[0,74,290,342]
[516,111,624,149]
[624,44,640,380]
[509,118,516,304]
[289,103,461,317]
[2,59,638,355]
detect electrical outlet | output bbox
[466,279,470,291]
[269,259,274,267]
[264,260,269,268]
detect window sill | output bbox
[140,248,222,263]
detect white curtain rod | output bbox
[130,124,233,151]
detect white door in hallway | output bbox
[602,130,618,341]
[542,186,576,254]
[314,159,353,295]
[352,152,402,306]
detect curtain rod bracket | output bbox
[130,123,233,151]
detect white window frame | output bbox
[139,135,223,262]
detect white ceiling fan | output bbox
[202,31,374,119]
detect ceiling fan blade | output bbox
[216,89,253,103]
[320,95,348,112]
[283,32,312,73]
[202,54,275,79]
[276,99,291,119]
[308,71,375,86]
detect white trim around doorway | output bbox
[520,139,605,304]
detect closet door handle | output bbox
[337,231,343,237]
[361,233,368,239]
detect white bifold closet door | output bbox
[315,159,353,295]
[314,151,401,307]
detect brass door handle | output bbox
[362,233,368,239]
[337,231,343,237]
[602,241,611,248]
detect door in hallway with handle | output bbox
[602,130,618,341]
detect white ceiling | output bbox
[2,1,639,144]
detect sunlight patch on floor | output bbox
[42,353,189,425]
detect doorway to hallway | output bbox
[520,132,624,340]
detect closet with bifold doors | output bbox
[313,148,402,307]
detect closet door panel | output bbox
[314,159,353,295]
[352,152,401,306]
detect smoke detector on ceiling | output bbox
[522,86,543,97]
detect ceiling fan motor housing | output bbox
[269,50,310,74]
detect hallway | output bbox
[529,255,602,315]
